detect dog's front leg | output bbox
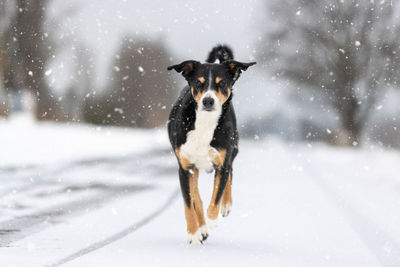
[179,167,203,244]
[221,170,232,217]
[191,168,208,240]
[207,167,230,228]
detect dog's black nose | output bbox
[202,97,215,109]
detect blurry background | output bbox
[1,1,400,266]
[1,0,399,148]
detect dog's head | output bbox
[168,60,256,112]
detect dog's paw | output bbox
[199,225,208,241]
[188,229,204,245]
[206,217,219,229]
[221,204,232,217]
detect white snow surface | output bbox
[1,114,400,267]
[0,113,167,167]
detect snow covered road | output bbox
[1,116,400,267]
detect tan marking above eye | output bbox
[197,77,205,84]
[215,77,222,84]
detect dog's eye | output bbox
[195,80,203,87]
[218,80,226,88]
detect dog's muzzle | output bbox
[202,97,215,111]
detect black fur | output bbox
[206,44,234,63]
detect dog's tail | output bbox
[206,45,234,63]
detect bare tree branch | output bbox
[259,0,400,145]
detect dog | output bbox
[167,45,255,244]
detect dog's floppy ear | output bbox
[223,60,256,81]
[167,60,200,79]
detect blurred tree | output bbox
[0,0,10,116]
[1,0,58,120]
[60,43,94,122]
[259,0,400,145]
[83,36,175,128]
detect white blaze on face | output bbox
[199,71,222,112]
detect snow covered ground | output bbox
[1,114,400,267]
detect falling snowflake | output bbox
[114,108,124,114]
[45,69,53,76]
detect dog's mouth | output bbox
[202,106,215,112]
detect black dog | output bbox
[167,45,255,244]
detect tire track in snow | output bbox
[0,184,152,247]
[291,152,400,267]
[45,188,180,267]
[0,148,176,245]
[0,148,172,198]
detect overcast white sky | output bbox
[51,0,264,62]
[47,0,282,118]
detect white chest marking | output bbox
[180,107,221,172]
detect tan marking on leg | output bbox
[212,148,226,168]
[215,76,222,84]
[192,168,206,227]
[197,77,205,84]
[175,148,192,170]
[221,171,232,216]
[207,171,221,220]
[183,200,199,235]
[183,170,199,236]
[207,149,226,219]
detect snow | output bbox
[1,115,400,266]
[45,69,53,76]
[0,113,167,167]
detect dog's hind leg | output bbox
[192,168,208,240]
[221,170,232,217]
